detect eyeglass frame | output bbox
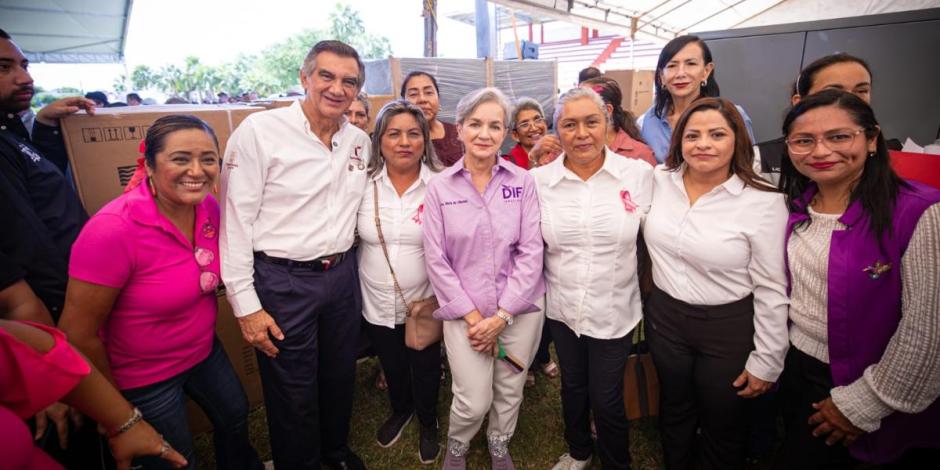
[514,116,545,132]
[784,127,869,156]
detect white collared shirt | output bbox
[643,165,790,381]
[220,101,372,317]
[357,164,436,328]
[532,148,653,339]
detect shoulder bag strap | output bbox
[373,181,410,313]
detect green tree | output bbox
[327,3,392,59]
[119,3,392,99]
[130,65,159,91]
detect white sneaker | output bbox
[550,453,592,470]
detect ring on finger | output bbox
[159,440,170,457]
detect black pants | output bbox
[645,286,755,470]
[364,321,441,426]
[549,318,632,469]
[253,251,361,470]
[530,319,553,368]
[775,347,940,469]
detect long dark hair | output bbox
[666,97,774,192]
[653,35,720,119]
[400,71,440,98]
[795,53,872,98]
[144,115,219,168]
[779,90,907,239]
[581,76,645,143]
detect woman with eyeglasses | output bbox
[504,97,561,170]
[776,90,940,469]
[58,115,263,470]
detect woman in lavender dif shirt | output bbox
[422,87,545,470]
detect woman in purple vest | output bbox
[777,89,940,468]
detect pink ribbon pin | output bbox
[412,204,425,225]
[620,190,638,212]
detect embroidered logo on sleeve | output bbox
[863,261,891,280]
[18,143,42,163]
[501,184,523,200]
[620,190,638,212]
[412,204,425,225]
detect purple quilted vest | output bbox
[785,180,940,463]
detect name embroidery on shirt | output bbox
[412,204,425,225]
[620,190,638,212]
[348,145,365,171]
[442,199,468,206]
[501,184,523,201]
[18,143,42,163]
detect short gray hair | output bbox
[510,97,544,129]
[355,92,370,116]
[455,87,511,126]
[553,87,609,130]
[300,40,365,90]
[367,99,440,177]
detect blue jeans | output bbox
[121,337,262,470]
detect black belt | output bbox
[254,250,349,271]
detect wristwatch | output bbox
[496,309,514,326]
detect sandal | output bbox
[541,361,560,378]
[375,369,388,391]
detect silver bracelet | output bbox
[108,407,143,438]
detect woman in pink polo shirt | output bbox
[58,115,262,470]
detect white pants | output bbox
[443,309,545,446]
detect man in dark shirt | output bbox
[0,27,92,317]
[0,27,113,470]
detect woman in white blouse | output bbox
[357,100,441,464]
[642,97,789,470]
[533,87,653,470]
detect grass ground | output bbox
[194,353,666,469]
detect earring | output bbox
[868,152,875,158]
[701,80,707,87]
[148,175,157,196]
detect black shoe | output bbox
[418,420,440,464]
[376,411,413,448]
[324,451,366,470]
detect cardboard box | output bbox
[604,69,655,116]
[186,293,265,434]
[366,95,396,133]
[61,105,264,215]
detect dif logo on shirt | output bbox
[501,184,523,200]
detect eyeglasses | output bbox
[515,117,544,132]
[194,247,219,294]
[785,128,866,156]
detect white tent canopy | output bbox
[489,0,940,43]
[0,0,133,63]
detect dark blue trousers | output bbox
[122,337,261,470]
[253,251,362,470]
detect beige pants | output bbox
[444,308,545,446]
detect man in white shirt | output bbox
[220,40,371,470]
